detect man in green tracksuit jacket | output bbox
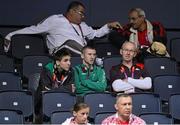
[74,45,107,96]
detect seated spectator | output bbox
[4,1,121,55]
[109,8,168,62]
[38,48,75,92]
[35,48,75,123]
[62,103,91,125]
[101,93,146,125]
[74,45,107,96]
[110,41,152,93]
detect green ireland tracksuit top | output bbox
[74,64,107,96]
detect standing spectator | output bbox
[101,93,146,125]
[74,45,107,96]
[4,1,121,55]
[109,8,168,62]
[110,41,152,93]
[62,103,91,125]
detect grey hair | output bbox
[129,8,146,18]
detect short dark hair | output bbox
[72,102,90,112]
[66,1,85,12]
[81,45,96,54]
[53,48,71,61]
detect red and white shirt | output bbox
[101,113,146,125]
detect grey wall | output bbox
[0,0,180,29]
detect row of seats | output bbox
[1,55,180,101]
[1,34,180,62]
[0,91,180,124]
[1,71,180,102]
[50,110,174,124]
[0,54,179,79]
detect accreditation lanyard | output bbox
[70,23,86,45]
[120,66,135,79]
[65,15,86,45]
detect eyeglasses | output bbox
[122,49,136,53]
[128,16,139,21]
[128,14,143,21]
[74,10,85,17]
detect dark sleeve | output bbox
[39,68,53,90]
[110,66,117,84]
[62,69,75,93]
[153,22,167,46]
[141,68,150,78]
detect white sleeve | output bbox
[127,77,152,90]
[81,22,110,39]
[112,79,134,92]
[5,15,56,40]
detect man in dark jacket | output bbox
[35,48,75,123]
[38,48,75,92]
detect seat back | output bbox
[0,72,21,90]
[94,112,115,124]
[169,94,180,120]
[130,93,161,115]
[153,75,180,101]
[93,37,119,58]
[139,113,173,124]
[0,109,24,124]
[23,55,52,79]
[84,92,116,119]
[11,34,47,59]
[144,57,178,78]
[42,91,76,119]
[0,90,33,120]
[51,111,72,124]
[71,56,82,68]
[103,56,122,80]
[170,38,180,62]
[28,73,40,93]
[0,55,14,72]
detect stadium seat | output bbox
[42,91,76,121]
[153,75,180,101]
[144,57,178,78]
[11,34,47,60]
[130,93,161,116]
[22,55,52,79]
[84,92,116,119]
[103,56,122,80]
[28,73,40,93]
[170,37,180,62]
[51,111,72,124]
[92,37,119,58]
[139,113,173,124]
[0,109,24,124]
[0,72,21,90]
[169,94,180,120]
[0,55,14,72]
[0,90,33,122]
[94,112,115,124]
[71,56,82,68]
